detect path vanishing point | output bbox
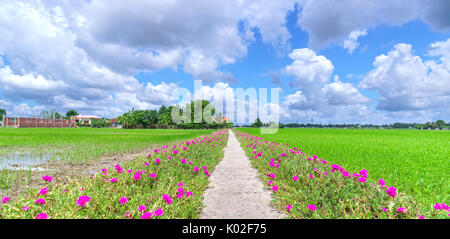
[200,129,285,219]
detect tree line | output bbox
[1,107,448,130]
[117,100,232,129]
[239,118,450,129]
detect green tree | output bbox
[252,118,263,127]
[91,118,110,128]
[54,112,62,119]
[0,108,6,121]
[64,110,79,119]
[186,100,215,124]
[436,120,446,129]
[157,105,176,125]
[146,109,159,125]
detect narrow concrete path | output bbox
[200,129,284,219]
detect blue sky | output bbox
[0,0,449,124]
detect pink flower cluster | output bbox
[162,194,173,204]
[434,203,449,211]
[386,187,397,198]
[2,196,9,204]
[77,195,91,207]
[115,164,124,174]
[119,197,128,205]
[42,175,53,182]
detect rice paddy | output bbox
[0,128,215,164]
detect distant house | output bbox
[109,118,118,127]
[71,115,101,125]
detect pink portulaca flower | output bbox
[101,168,108,175]
[177,188,185,194]
[110,178,118,183]
[2,196,9,204]
[193,167,199,173]
[141,212,152,219]
[419,215,426,219]
[359,169,368,178]
[308,204,317,211]
[173,150,178,155]
[138,205,146,213]
[272,185,279,192]
[35,198,45,205]
[292,176,299,181]
[380,207,388,212]
[162,194,173,204]
[176,193,183,199]
[39,188,49,195]
[167,156,172,160]
[77,195,91,207]
[35,213,48,219]
[125,211,132,219]
[149,173,157,178]
[154,208,164,216]
[185,191,193,197]
[268,180,273,186]
[434,203,441,210]
[181,158,187,164]
[155,158,161,164]
[386,187,397,197]
[378,179,385,187]
[357,177,367,183]
[397,207,407,213]
[42,175,53,182]
[286,204,293,212]
[22,206,30,211]
[178,182,184,187]
[133,173,142,181]
[308,174,313,179]
[119,197,128,205]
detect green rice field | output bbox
[0,128,215,163]
[237,128,450,210]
